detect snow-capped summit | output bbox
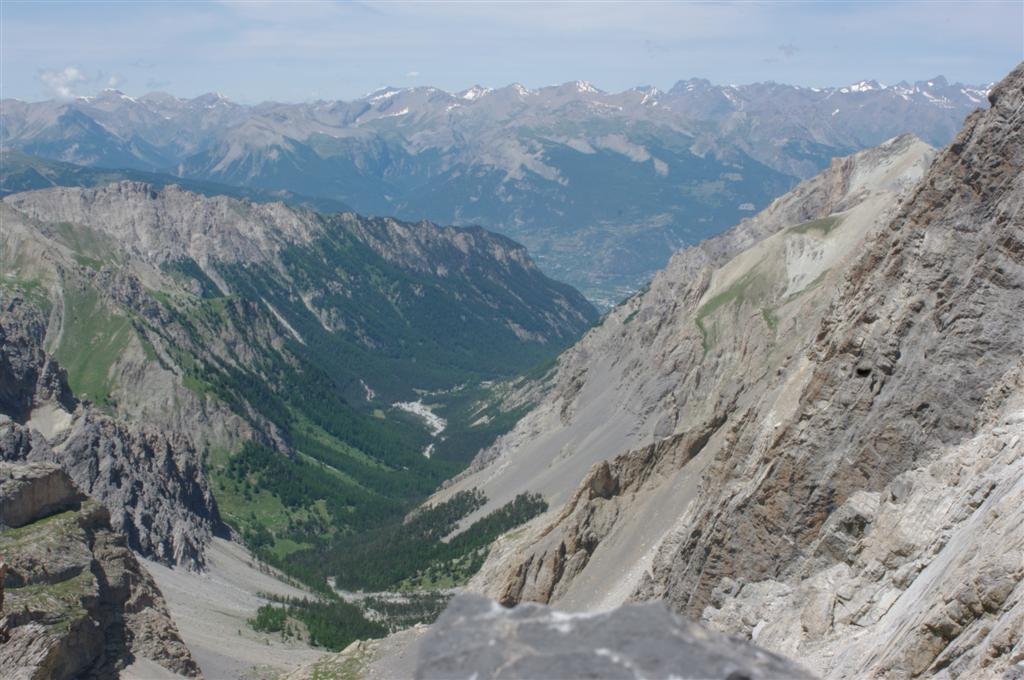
[459,85,491,101]
[848,79,883,92]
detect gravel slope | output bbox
[145,538,323,679]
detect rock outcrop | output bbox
[461,63,1024,679]
[701,365,1024,677]
[0,461,83,529]
[0,462,201,679]
[415,594,815,680]
[0,298,224,569]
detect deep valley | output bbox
[1,7,1021,678]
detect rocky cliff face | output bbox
[438,132,935,532]
[700,366,1023,678]
[638,57,1023,607]
[4,181,321,270]
[0,298,224,569]
[460,63,1024,679]
[0,462,200,679]
[676,62,1024,680]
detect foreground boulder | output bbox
[415,594,815,679]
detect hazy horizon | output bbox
[2,71,1002,106]
[2,0,1020,104]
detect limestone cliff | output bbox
[439,131,934,532]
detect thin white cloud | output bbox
[37,65,124,99]
[39,66,88,98]
[406,70,420,78]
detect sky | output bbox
[2,1,1022,103]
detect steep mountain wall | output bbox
[438,133,934,532]
[464,63,1024,678]
[639,60,1023,619]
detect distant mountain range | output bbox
[1,76,990,305]
[0,150,353,213]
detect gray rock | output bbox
[416,594,816,680]
[0,298,74,423]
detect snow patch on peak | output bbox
[460,85,491,101]
[849,80,881,92]
[921,91,953,108]
[194,92,229,106]
[367,88,401,103]
[97,89,138,103]
[639,87,661,105]
[961,87,990,104]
